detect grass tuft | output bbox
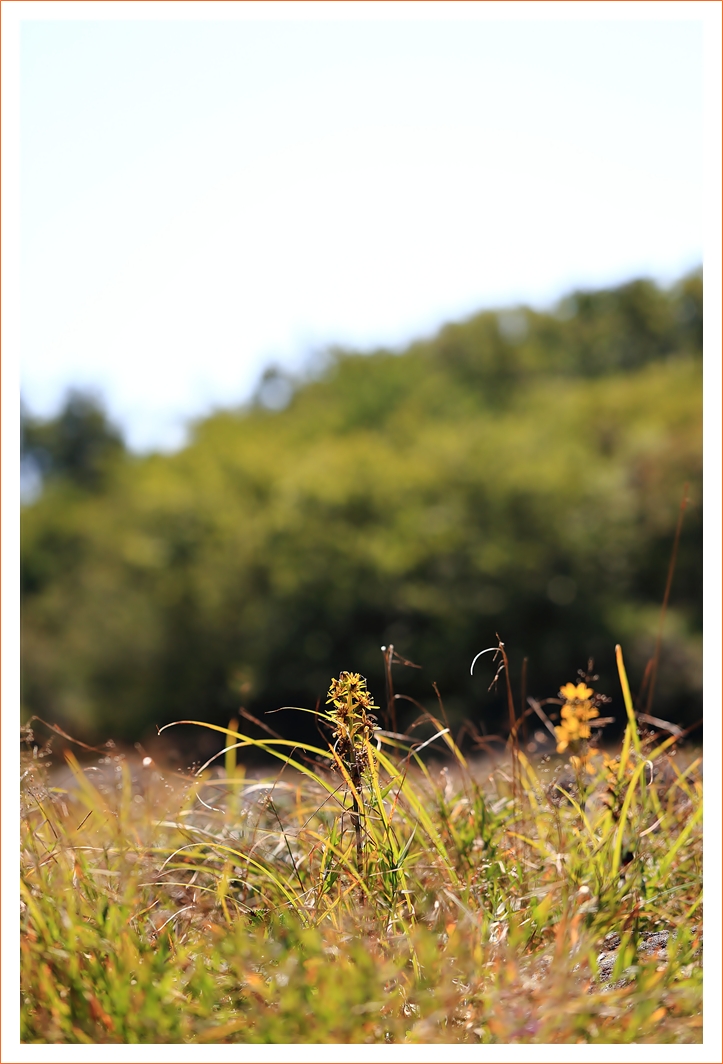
[20,658,702,1044]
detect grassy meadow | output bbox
[20,271,703,1045]
[20,648,702,1045]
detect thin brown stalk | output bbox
[382,644,397,734]
[349,759,364,884]
[643,483,690,717]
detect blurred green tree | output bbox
[21,390,125,493]
[21,272,702,748]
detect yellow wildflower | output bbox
[554,724,571,753]
[570,751,598,775]
[602,752,619,777]
[554,680,600,752]
[559,682,594,702]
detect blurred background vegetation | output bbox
[20,271,702,755]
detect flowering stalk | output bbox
[553,680,613,791]
[326,672,378,879]
[554,683,600,756]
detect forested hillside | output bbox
[21,272,703,747]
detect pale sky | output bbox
[18,8,706,451]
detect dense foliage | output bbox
[21,389,125,493]
[21,272,702,745]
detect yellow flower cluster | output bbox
[327,672,378,716]
[554,682,599,754]
[326,672,378,760]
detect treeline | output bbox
[21,273,703,748]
